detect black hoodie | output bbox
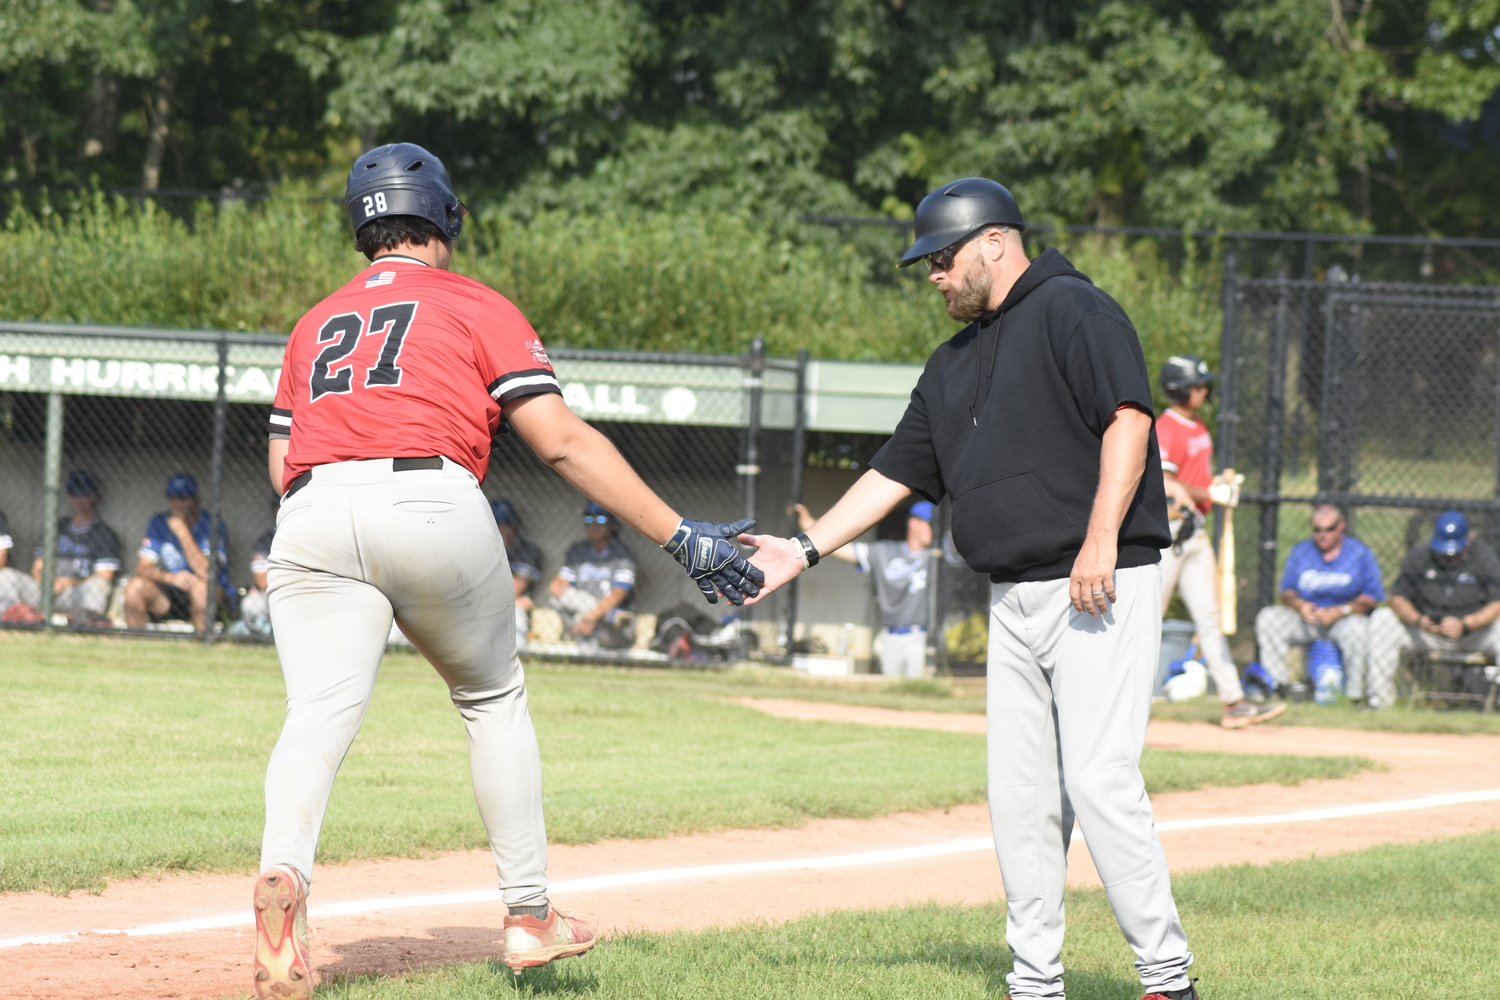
[870,248,1171,583]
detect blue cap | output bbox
[1432,510,1469,556]
[491,498,519,525]
[165,473,198,499]
[583,501,613,519]
[908,501,935,522]
[66,469,98,497]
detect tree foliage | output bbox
[2,1,1498,235]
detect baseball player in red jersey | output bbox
[1156,356,1285,728]
[251,143,762,999]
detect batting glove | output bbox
[1208,471,1245,508]
[663,518,765,606]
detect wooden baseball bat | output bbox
[1218,472,1237,636]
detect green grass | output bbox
[0,633,1365,895]
[304,832,1500,1000]
[1152,694,1500,735]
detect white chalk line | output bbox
[5,787,1499,951]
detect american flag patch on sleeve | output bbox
[365,271,397,288]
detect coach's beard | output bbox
[942,258,992,322]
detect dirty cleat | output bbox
[503,905,597,971]
[1221,699,1287,729]
[253,864,313,999]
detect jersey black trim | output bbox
[268,407,293,439]
[488,368,562,404]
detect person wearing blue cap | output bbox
[492,499,544,649]
[795,499,936,678]
[1367,510,1500,708]
[124,472,231,632]
[549,502,639,651]
[23,470,124,625]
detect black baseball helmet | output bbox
[896,178,1026,267]
[345,143,466,240]
[1160,354,1215,403]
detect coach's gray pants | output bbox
[988,564,1192,999]
[263,458,548,905]
[1253,606,1370,695]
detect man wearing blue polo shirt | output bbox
[1254,504,1384,699]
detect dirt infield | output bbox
[4,711,1500,999]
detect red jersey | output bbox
[269,255,559,491]
[1155,407,1214,514]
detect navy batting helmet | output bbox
[345,143,465,240]
[1159,355,1214,404]
[897,178,1026,268]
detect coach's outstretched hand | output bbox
[663,518,765,605]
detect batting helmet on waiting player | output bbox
[345,143,466,240]
[896,178,1026,268]
[1159,355,1215,404]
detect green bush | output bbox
[0,193,1221,369]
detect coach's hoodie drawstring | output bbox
[970,312,1004,426]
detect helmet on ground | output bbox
[345,143,465,240]
[896,178,1026,268]
[1159,355,1214,404]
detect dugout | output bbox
[0,319,959,665]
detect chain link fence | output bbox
[0,321,816,665]
[1218,259,1500,699]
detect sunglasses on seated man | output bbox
[583,514,613,525]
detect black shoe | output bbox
[1143,979,1199,1000]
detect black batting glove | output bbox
[662,518,765,606]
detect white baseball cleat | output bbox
[502,905,597,972]
[253,864,313,999]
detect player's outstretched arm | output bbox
[508,393,762,604]
[741,468,913,606]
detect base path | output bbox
[5,713,1500,999]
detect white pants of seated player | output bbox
[0,566,40,611]
[263,458,547,906]
[1365,606,1500,710]
[878,627,927,678]
[1254,606,1371,695]
[1158,526,1243,703]
[987,565,1193,999]
[0,566,108,617]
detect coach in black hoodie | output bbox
[744,179,1197,1000]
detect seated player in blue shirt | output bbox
[123,473,232,632]
[1254,503,1384,698]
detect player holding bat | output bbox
[1156,356,1283,728]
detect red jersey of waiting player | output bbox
[1155,406,1214,515]
[269,255,560,492]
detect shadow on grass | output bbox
[878,938,1143,1000]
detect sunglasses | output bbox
[1311,524,1342,535]
[583,515,612,524]
[924,230,987,272]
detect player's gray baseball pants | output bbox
[988,564,1193,999]
[1253,605,1370,696]
[263,457,548,906]
[1159,527,1242,703]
